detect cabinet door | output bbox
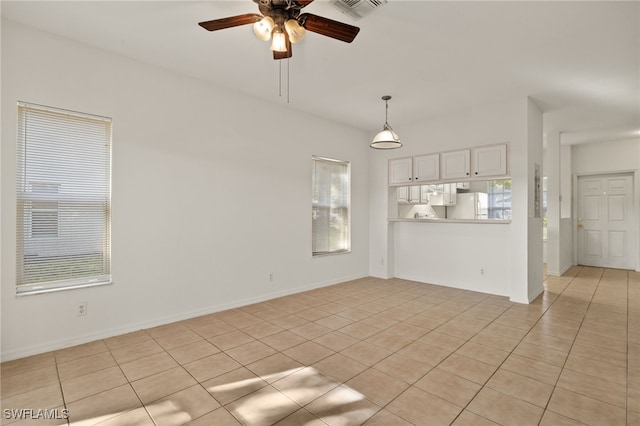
[441,150,471,180]
[389,158,413,185]
[472,144,507,177]
[413,154,439,182]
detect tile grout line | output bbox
[447,301,560,424]
[244,282,497,425]
[446,266,596,426]
[106,332,159,426]
[537,267,603,425]
[626,270,630,426]
[362,287,524,425]
[5,270,634,426]
[52,353,70,426]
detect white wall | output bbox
[545,132,560,274]
[571,138,640,271]
[522,98,544,302]
[560,145,572,218]
[368,97,543,301]
[1,20,370,361]
[394,222,511,296]
[572,138,640,174]
[559,218,573,274]
[547,139,573,276]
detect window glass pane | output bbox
[487,179,512,219]
[16,102,112,294]
[312,157,350,256]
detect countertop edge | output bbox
[389,218,511,224]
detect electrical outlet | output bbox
[77,302,87,317]
[269,273,274,282]
[380,258,384,265]
[480,268,486,277]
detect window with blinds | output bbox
[312,156,351,256]
[16,102,112,295]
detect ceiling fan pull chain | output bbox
[278,60,282,98]
[287,58,290,104]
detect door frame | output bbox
[573,169,640,271]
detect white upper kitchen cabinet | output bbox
[472,144,508,177]
[441,149,471,180]
[413,154,440,183]
[389,157,413,185]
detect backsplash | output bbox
[398,204,447,219]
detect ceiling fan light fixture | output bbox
[253,16,275,41]
[270,27,288,52]
[285,19,306,43]
[370,95,402,149]
[198,3,360,60]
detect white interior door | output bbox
[577,173,634,269]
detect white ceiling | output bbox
[2,1,639,145]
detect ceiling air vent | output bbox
[330,0,388,20]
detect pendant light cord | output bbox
[385,98,389,126]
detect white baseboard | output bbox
[527,283,545,303]
[1,273,367,362]
[547,263,573,277]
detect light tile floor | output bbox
[1,266,638,426]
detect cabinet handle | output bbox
[466,172,469,176]
[475,172,478,175]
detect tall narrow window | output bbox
[16,102,112,294]
[312,156,350,256]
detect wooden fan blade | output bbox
[273,33,293,60]
[299,13,360,43]
[198,14,263,31]
[294,0,314,7]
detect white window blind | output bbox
[312,156,350,256]
[16,102,112,295]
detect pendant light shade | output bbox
[371,95,402,149]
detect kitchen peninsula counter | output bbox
[389,218,511,224]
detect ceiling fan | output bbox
[198,0,360,60]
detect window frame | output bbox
[311,156,351,257]
[15,102,113,296]
[487,179,512,220]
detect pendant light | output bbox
[371,95,402,149]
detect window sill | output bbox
[312,249,351,258]
[17,280,113,297]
